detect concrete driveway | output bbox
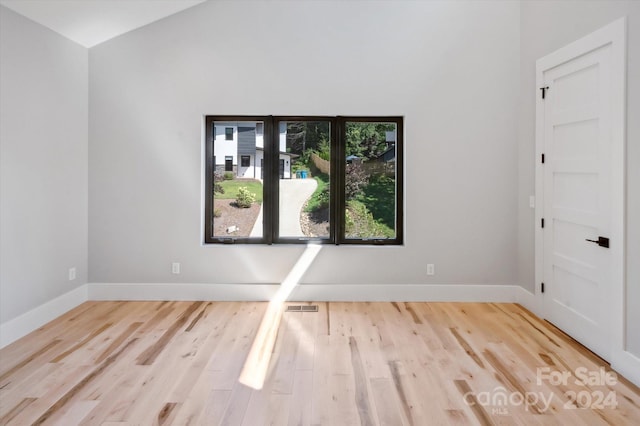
[250,178,317,237]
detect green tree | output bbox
[286,121,330,155]
[345,122,394,160]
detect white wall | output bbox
[88,1,520,287]
[518,0,640,356]
[0,7,88,323]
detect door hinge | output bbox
[541,218,545,228]
[541,282,545,293]
[540,86,549,99]
[541,153,545,164]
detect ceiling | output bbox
[0,0,207,48]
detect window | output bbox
[204,116,403,245]
[225,127,234,140]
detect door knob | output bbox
[585,236,609,248]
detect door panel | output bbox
[553,119,598,160]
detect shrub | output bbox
[214,171,225,195]
[213,208,222,217]
[235,186,256,208]
[316,186,330,208]
[317,138,331,161]
[345,162,369,199]
[224,171,235,180]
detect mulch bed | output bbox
[300,205,330,238]
[213,199,329,239]
[213,200,261,238]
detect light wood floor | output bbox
[1,301,639,425]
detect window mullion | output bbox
[204,117,215,243]
[264,116,276,244]
[333,117,344,244]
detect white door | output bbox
[537,23,625,362]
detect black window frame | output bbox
[204,115,403,245]
[337,116,403,245]
[271,116,338,245]
[240,155,251,167]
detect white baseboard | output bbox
[292,284,520,302]
[612,349,640,388]
[0,282,528,350]
[88,282,521,303]
[89,283,280,301]
[0,284,88,349]
[513,286,542,316]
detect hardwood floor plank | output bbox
[156,401,179,425]
[349,336,376,426]
[198,389,232,426]
[453,379,494,426]
[135,301,203,365]
[185,302,213,332]
[31,338,138,425]
[0,397,36,424]
[329,373,361,426]
[211,303,265,391]
[403,303,422,325]
[0,339,61,386]
[269,312,298,395]
[94,321,143,364]
[166,305,233,403]
[1,362,61,400]
[388,361,415,426]
[219,382,252,426]
[58,400,100,425]
[326,302,332,335]
[7,364,93,425]
[288,370,313,426]
[51,322,114,363]
[310,334,331,425]
[449,327,485,369]
[370,378,407,426]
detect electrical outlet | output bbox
[68,267,76,281]
[427,264,435,276]
[172,262,181,274]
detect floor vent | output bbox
[286,305,319,312]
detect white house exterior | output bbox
[213,121,293,179]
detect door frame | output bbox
[535,17,630,373]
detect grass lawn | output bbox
[358,174,395,230]
[302,171,395,238]
[304,174,329,212]
[217,179,263,203]
[346,199,395,239]
[345,174,395,238]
